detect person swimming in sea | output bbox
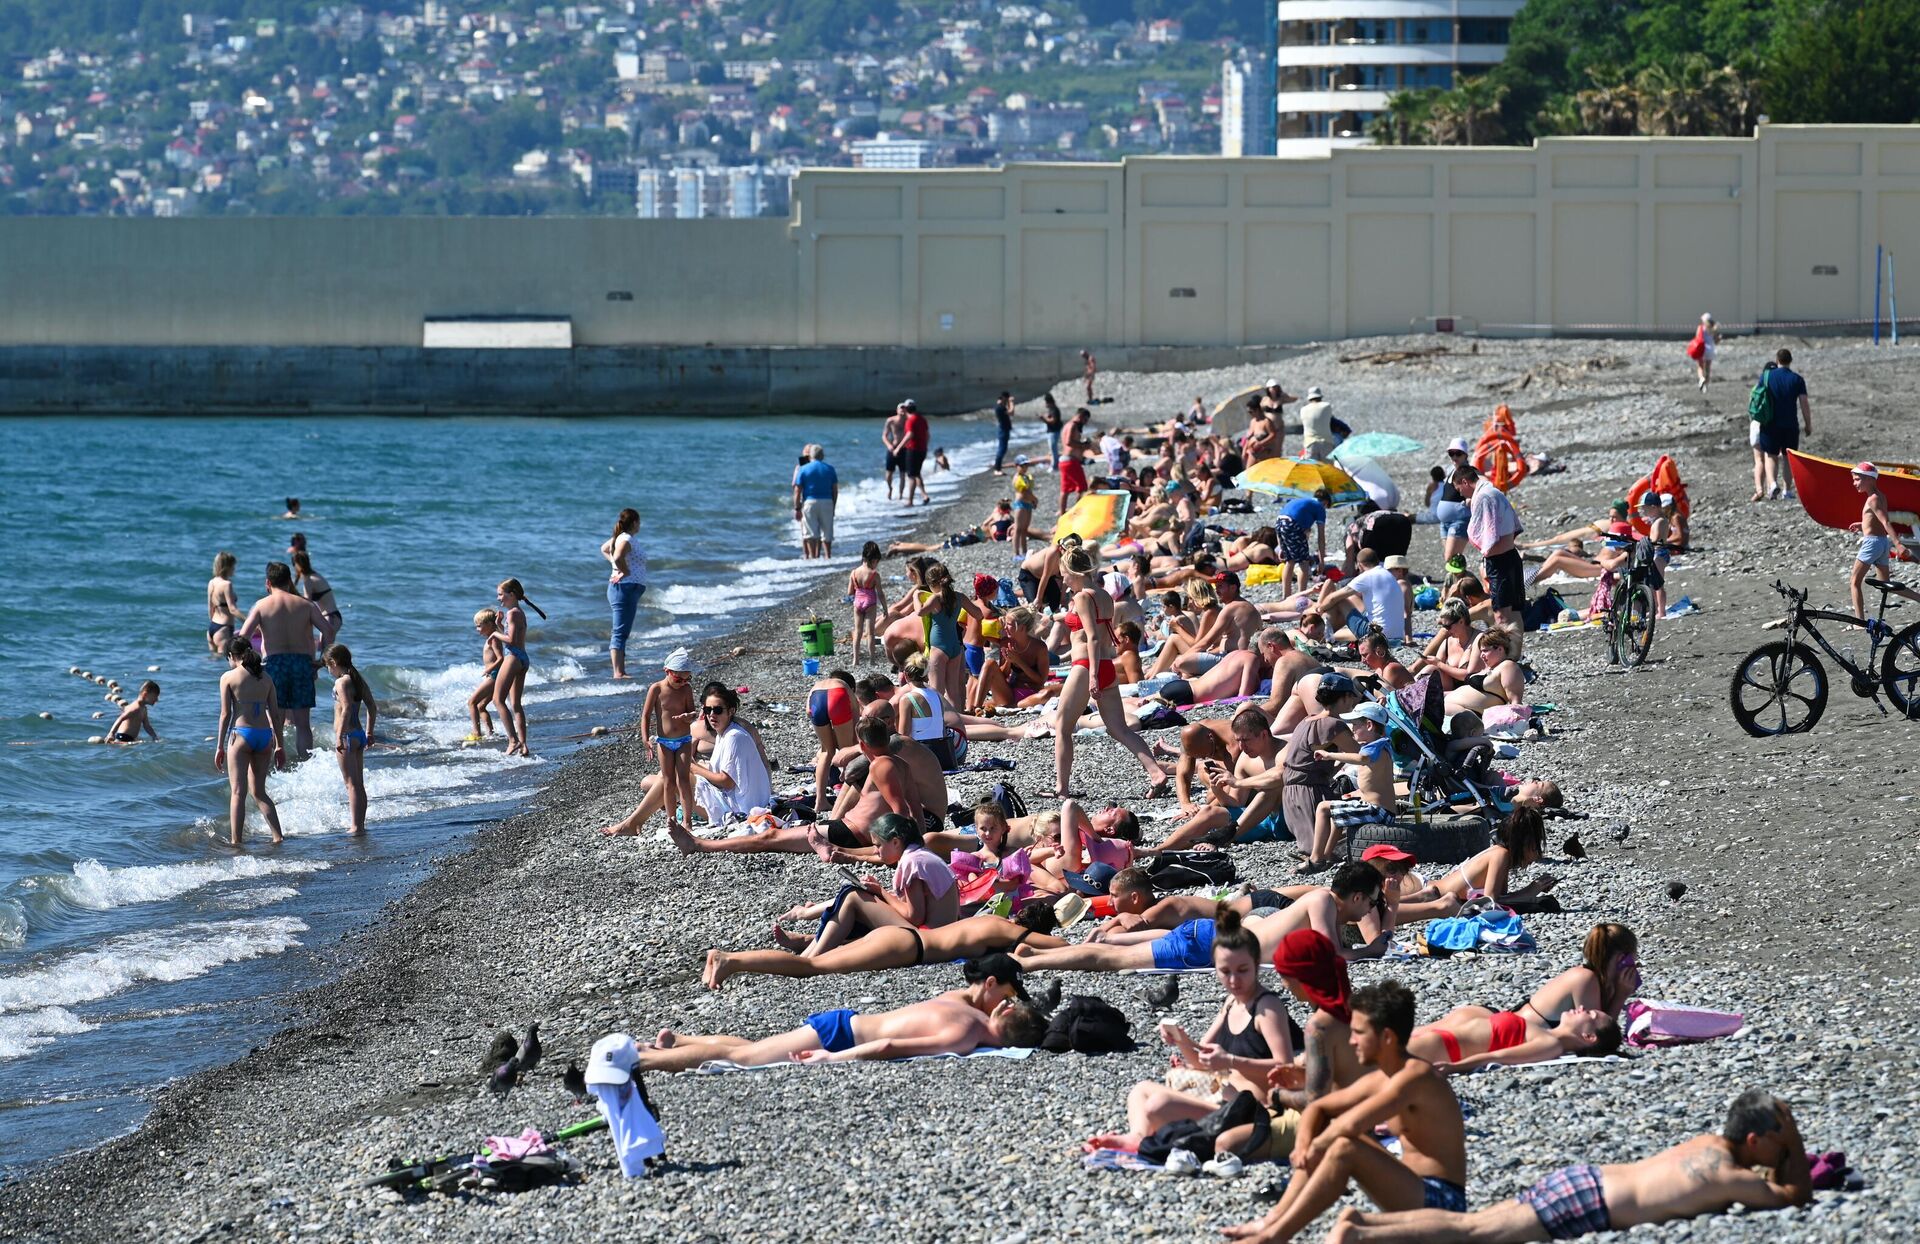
[325,643,378,836]
[105,681,161,744]
[492,578,545,757]
[642,648,699,832]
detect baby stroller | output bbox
[1380,675,1505,814]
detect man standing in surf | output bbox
[899,399,931,507]
[882,405,907,501]
[236,562,335,759]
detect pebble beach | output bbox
[3,334,1916,1243]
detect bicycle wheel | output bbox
[1619,587,1657,667]
[1881,619,1920,719]
[1729,641,1828,737]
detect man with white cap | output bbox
[1300,386,1336,461]
[583,1034,665,1177]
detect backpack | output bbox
[1136,1090,1269,1164]
[1145,851,1237,888]
[947,781,1027,828]
[1039,994,1133,1054]
[995,577,1020,610]
[1747,375,1775,424]
[1523,588,1569,632]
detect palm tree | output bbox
[1576,65,1639,135]
[1367,88,1439,145]
[1451,74,1509,145]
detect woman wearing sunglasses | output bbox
[685,685,773,833]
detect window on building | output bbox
[1457,18,1510,44]
[1402,63,1454,88]
[1400,19,1445,43]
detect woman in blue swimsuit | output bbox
[216,637,286,846]
[915,562,983,714]
[325,643,379,837]
[491,578,547,757]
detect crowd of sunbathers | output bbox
[606,388,1807,1241]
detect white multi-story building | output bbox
[1220,56,1273,157]
[1274,0,1522,154]
[851,134,942,170]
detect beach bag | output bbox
[1146,851,1236,888]
[1136,1090,1268,1164]
[1624,1000,1744,1048]
[996,577,1020,609]
[1523,588,1570,632]
[1747,377,1775,424]
[1685,328,1706,362]
[1040,994,1133,1054]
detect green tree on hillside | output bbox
[1767,0,1920,123]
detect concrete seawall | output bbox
[0,344,1301,416]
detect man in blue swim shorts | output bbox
[632,965,1048,1070]
[1225,980,1469,1242]
[1324,1090,1811,1243]
[235,561,334,758]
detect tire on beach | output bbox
[1344,813,1490,867]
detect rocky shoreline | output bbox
[3,335,1915,1243]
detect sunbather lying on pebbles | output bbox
[703,908,1070,991]
[640,954,1048,1070]
[1403,807,1557,909]
[775,813,957,954]
[1328,1091,1811,1244]
[1408,1003,1623,1073]
[1514,923,1640,1023]
[1025,863,1390,970]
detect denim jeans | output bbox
[608,581,646,651]
[994,425,1011,470]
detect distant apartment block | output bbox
[1275,0,1521,153]
[1220,56,1273,157]
[635,166,791,219]
[851,134,945,169]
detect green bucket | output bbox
[798,618,835,658]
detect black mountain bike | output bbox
[1729,579,1920,736]
[1601,552,1658,667]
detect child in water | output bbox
[492,578,546,757]
[106,681,161,743]
[469,609,502,743]
[642,649,699,832]
[326,644,378,836]
[847,542,888,666]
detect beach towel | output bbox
[1081,1149,1164,1173]
[1624,1000,1745,1048]
[1450,1052,1632,1075]
[695,1046,1034,1073]
[1418,909,1535,954]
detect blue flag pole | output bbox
[1874,244,1883,344]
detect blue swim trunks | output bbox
[1859,534,1893,566]
[263,652,315,713]
[1422,1176,1468,1213]
[656,735,691,753]
[964,643,987,677]
[1150,919,1217,971]
[1229,807,1288,844]
[805,1007,861,1054]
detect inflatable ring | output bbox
[1473,433,1528,491]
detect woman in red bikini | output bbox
[807,670,859,813]
[1053,546,1169,800]
[1408,1003,1622,1073]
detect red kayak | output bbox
[1787,450,1920,544]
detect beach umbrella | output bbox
[1235,458,1366,505]
[1212,383,1267,419]
[1333,431,1423,460]
[1341,457,1400,510]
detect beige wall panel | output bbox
[1878,194,1920,293]
[1880,145,1920,176]
[1347,214,1433,334]
[1245,222,1331,341]
[1020,178,1109,214]
[1772,191,1859,319]
[919,185,1005,220]
[814,185,903,221]
[815,235,901,345]
[1246,173,1332,207]
[1449,213,1534,326]
[1020,228,1108,344]
[1553,154,1639,189]
[1347,164,1433,198]
[1140,222,1228,345]
[1774,143,1861,176]
[1449,164,1534,198]
[1655,154,1742,188]
[1655,202,1742,327]
[1141,172,1229,208]
[1553,202,1637,326]
[918,235,1006,346]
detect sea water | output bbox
[0,413,999,1171]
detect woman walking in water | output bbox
[215,637,285,846]
[207,550,242,652]
[1054,545,1169,799]
[601,508,648,679]
[325,643,378,836]
[293,549,343,650]
[493,578,546,757]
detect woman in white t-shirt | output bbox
[690,685,773,827]
[601,508,648,679]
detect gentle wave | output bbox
[43,856,329,913]
[0,916,308,1023]
[0,1007,98,1060]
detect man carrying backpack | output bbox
[1750,349,1813,502]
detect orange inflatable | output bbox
[1473,405,1528,490]
[1626,455,1692,536]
